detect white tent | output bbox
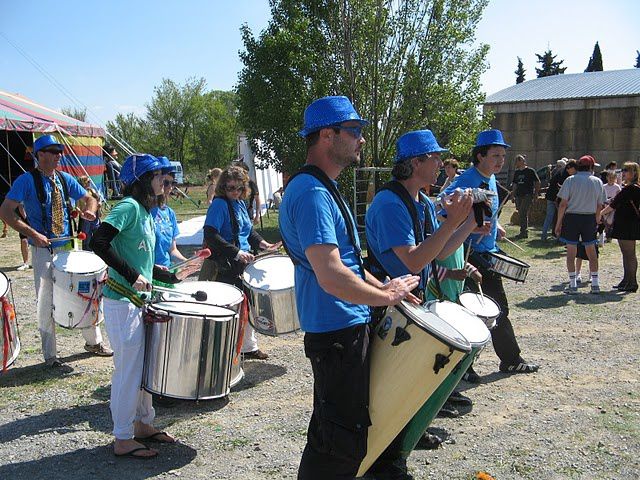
[237,133,283,211]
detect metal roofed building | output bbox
[483,68,640,169]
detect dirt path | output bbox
[0,218,638,479]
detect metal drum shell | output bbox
[357,302,470,477]
[487,252,530,283]
[143,302,238,400]
[51,251,106,329]
[242,255,300,336]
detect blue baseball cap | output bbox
[33,135,64,154]
[395,130,447,163]
[475,129,510,148]
[299,96,369,137]
[120,154,163,185]
[157,156,176,174]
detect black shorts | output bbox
[560,213,597,246]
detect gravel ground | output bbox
[0,224,638,480]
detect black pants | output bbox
[298,323,372,480]
[515,194,534,235]
[465,263,521,365]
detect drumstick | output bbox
[170,248,211,270]
[477,282,486,306]
[152,285,208,302]
[48,232,87,243]
[502,236,526,252]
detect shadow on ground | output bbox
[516,289,624,310]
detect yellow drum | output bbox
[357,301,471,476]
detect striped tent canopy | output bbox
[0,90,106,192]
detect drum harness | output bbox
[30,169,77,254]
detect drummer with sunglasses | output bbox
[443,130,539,378]
[199,165,280,360]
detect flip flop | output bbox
[115,446,158,459]
[134,431,177,444]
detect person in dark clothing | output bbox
[542,159,577,240]
[510,154,540,239]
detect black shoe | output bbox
[499,358,539,374]
[462,366,481,384]
[416,431,443,450]
[243,349,269,360]
[437,402,459,418]
[368,457,414,480]
[619,283,638,293]
[448,390,473,406]
[613,280,627,289]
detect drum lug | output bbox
[391,326,411,346]
[433,349,454,374]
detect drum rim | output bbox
[489,251,531,268]
[423,299,491,347]
[397,301,471,353]
[148,301,237,319]
[458,292,501,317]
[242,255,295,290]
[167,281,244,306]
[0,271,8,297]
[52,251,107,273]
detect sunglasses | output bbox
[622,168,630,172]
[225,185,244,192]
[41,148,63,155]
[163,180,176,186]
[334,125,363,139]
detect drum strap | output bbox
[30,169,76,239]
[105,278,145,308]
[281,165,365,278]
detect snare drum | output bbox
[143,301,238,400]
[161,281,245,387]
[357,301,470,476]
[0,272,20,371]
[399,299,490,458]
[52,251,106,329]
[242,255,299,336]
[458,291,500,330]
[485,251,530,283]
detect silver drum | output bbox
[160,281,245,387]
[143,301,238,400]
[242,255,300,336]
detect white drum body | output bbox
[358,301,470,476]
[0,272,20,370]
[242,255,300,336]
[161,281,245,387]
[51,251,106,329]
[143,301,238,400]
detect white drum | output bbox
[425,299,491,349]
[242,255,300,336]
[458,292,500,330]
[52,251,106,329]
[161,281,245,387]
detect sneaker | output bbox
[16,263,29,271]
[590,285,601,294]
[499,359,539,374]
[416,431,444,450]
[243,349,268,360]
[447,390,473,406]
[45,358,74,373]
[462,366,481,384]
[565,286,578,295]
[84,342,113,357]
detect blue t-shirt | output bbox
[365,189,436,289]
[443,166,499,253]
[6,170,86,247]
[204,197,252,251]
[279,173,370,333]
[151,205,179,267]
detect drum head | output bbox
[150,301,236,318]
[399,302,471,353]
[52,251,106,273]
[492,252,530,267]
[165,281,243,306]
[459,292,500,319]
[426,300,490,347]
[0,271,8,297]
[243,255,294,291]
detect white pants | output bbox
[103,298,154,439]
[241,322,258,353]
[32,246,102,361]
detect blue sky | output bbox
[1,0,639,126]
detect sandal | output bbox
[134,431,177,444]
[115,446,158,459]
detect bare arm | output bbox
[0,198,49,247]
[306,244,418,307]
[169,240,188,262]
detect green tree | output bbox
[585,41,603,72]
[145,77,207,165]
[105,112,151,156]
[515,57,526,84]
[236,0,491,175]
[635,50,640,68]
[61,106,87,122]
[535,49,566,77]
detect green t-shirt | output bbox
[426,245,465,302]
[102,197,156,303]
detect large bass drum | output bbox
[398,299,491,458]
[143,301,238,400]
[242,254,300,336]
[357,301,470,477]
[161,281,245,387]
[51,251,106,329]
